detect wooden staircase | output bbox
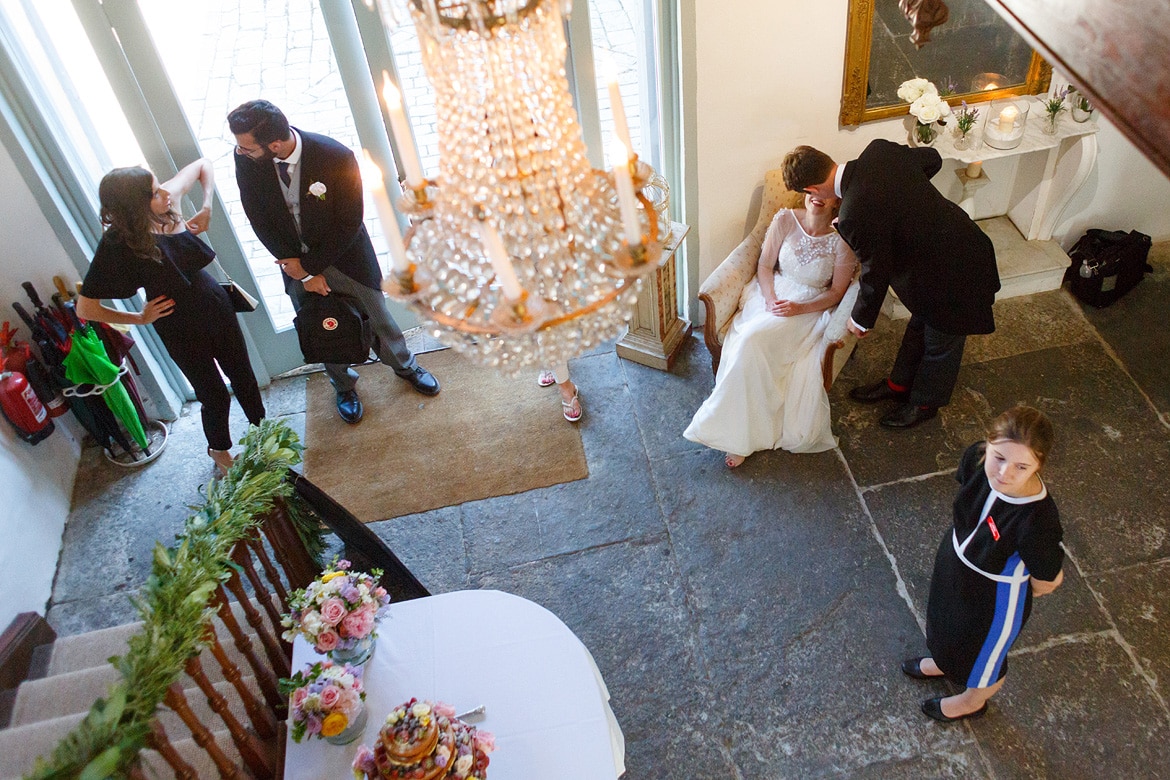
[0,594,288,779]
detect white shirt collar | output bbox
[275,128,303,168]
[833,162,846,198]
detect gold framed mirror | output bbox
[840,0,1051,126]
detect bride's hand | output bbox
[772,299,806,317]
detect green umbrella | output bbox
[63,324,148,449]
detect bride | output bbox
[684,192,857,467]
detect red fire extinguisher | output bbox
[0,370,55,444]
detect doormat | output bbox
[303,350,589,521]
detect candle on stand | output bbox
[478,218,524,301]
[381,71,426,190]
[603,62,633,153]
[610,139,642,246]
[360,150,410,273]
[996,104,1019,134]
[965,161,983,179]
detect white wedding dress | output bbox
[685,209,851,456]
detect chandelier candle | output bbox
[605,64,633,153]
[381,73,426,191]
[611,140,642,246]
[477,217,525,301]
[361,150,411,273]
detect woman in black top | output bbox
[901,406,1064,722]
[77,160,265,475]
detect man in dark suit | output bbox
[228,100,438,424]
[783,141,999,428]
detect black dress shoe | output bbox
[336,390,364,424]
[849,379,909,404]
[901,657,946,680]
[401,366,440,396]
[880,403,938,429]
[921,696,988,723]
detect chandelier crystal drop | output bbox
[372,0,668,372]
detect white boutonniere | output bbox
[308,181,327,201]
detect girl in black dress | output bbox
[902,406,1064,722]
[77,160,265,475]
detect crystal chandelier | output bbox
[367,0,669,372]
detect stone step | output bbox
[880,215,1070,320]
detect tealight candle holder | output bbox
[983,99,1029,150]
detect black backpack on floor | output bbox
[1065,228,1153,308]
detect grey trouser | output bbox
[288,267,417,392]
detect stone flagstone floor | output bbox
[47,245,1170,778]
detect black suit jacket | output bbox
[234,129,382,291]
[837,139,999,335]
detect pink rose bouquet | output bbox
[280,660,366,743]
[282,559,391,654]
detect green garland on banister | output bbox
[26,419,317,780]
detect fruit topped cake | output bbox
[353,699,495,780]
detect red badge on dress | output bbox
[986,515,1001,541]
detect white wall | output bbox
[0,140,82,629]
[690,1,1170,282]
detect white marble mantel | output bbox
[923,96,1099,241]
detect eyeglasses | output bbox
[234,142,266,158]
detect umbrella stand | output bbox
[63,359,168,467]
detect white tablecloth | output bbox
[284,590,624,779]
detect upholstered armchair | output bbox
[698,168,860,389]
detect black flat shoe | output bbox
[921,696,988,723]
[336,389,364,424]
[401,366,440,396]
[901,657,945,680]
[850,379,909,404]
[880,403,938,429]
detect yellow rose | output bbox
[321,571,346,584]
[321,712,349,737]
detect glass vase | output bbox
[912,121,938,147]
[953,130,972,151]
[328,633,376,666]
[324,702,368,746]
[1040,111,1061,135]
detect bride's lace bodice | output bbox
[772,209,841,291]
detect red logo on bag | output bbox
[322,317,339,331]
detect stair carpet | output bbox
[0,598,284,780]
[879,215,1070,320]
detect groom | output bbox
[228,100,438,424]
[783,141,1000,429]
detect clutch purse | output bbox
[221,281,259,313]
[210,258,259,313]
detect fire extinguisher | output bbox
[0,370,55,444]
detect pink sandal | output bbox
[537,370,556,387]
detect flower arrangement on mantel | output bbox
[24,419,325,779]
[898,78,952,145]
[282,559,391,655]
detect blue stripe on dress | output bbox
[966,552,1030,688]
